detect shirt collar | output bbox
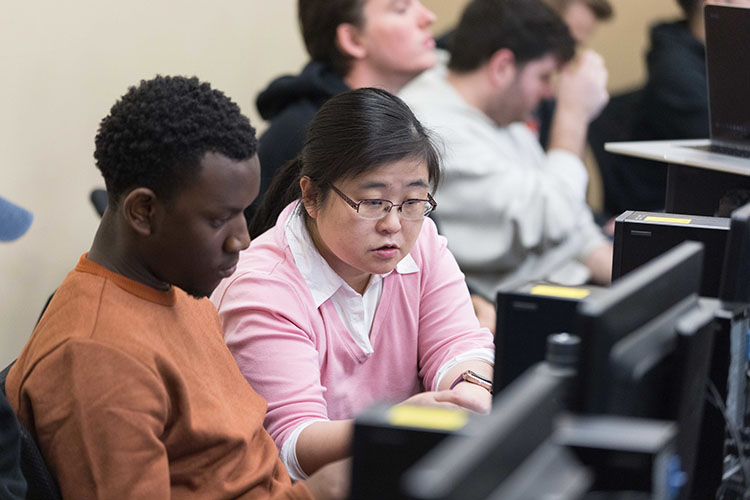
[285,202,418,308]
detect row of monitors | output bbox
[497,202,750,391]
[351,202,750,499]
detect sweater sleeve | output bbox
[420,119,602,285]
[216,272,329,451]
[414,221,495,391]
[18,340,171,499]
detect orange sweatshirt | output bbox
[6,255,312,500]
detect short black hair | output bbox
[94,75,258,205]
[449,0,576,73]
[298,0,366,77]
[544,0,613,21]
[676,0,702,19]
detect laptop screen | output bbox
[705,4,750,147]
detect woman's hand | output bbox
[399,386,491,414]
[449,380,492,414]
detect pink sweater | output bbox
[212,203,494,450]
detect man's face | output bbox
[356,0,437,81]
[147,152,259,298]
[563,1,599,44]
[490,54,558,127]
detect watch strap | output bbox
[449,369,493,394]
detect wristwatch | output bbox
[449,370,493,394]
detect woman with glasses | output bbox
[212,88,494,480]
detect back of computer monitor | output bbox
[673,304,717,499]
[574,241,704,414]
[401,364,568,500]
[607,300,716,498]
[719,202,750,304]
[607,295,700,419]
[704,4,750,147]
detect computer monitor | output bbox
[400,363,576,500]
[719,202,750,304]
[608,303,717,497]
[573,240,704,415]
[605,295,699,419]
[574,241,715,499]
[704,4,750,152]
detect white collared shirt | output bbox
[285,204,419,355]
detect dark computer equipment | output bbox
[556,415,680,498]
[672,199,750,497]
[574,241,717,498]
[719,202,750,304]
[715,202,750,495]
[605,296,703,418]
[350,404,472,500]
[494,282,604,391]
[608,303,717,497]
[401,242,713,500]
[400,362,584,500]
[574,240,704,415]
[702,4,750,158]
[612,210,729,297]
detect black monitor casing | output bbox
[494,282,604,392]
[612,210,729,297]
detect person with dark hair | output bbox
[610,0,750,215]
[213,87,494,480]
[400,0,612,298]
[5,76,347,499]
[532,0,614,148]
[250,0,437,223]
[436,0,614,150]
[544,0,613,43]
[0,196,33,500]
[437,0,613,59]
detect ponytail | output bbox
[248,156,304,238]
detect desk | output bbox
[605,139,750,216]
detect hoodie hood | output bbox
[647,20,704,67]
[256,61,350,121]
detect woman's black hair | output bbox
[249,87,441,238]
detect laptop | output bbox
[605,3,750,174]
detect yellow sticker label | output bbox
[529,285,590,300]
[643,216,691,224]
[387,405,468,431]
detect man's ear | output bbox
[336,22,367,60]
[299,176,320,219]
[487,48,517,89]
[121,187,158,236]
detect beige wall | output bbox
[0,0,683,367]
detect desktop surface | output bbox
[605,139,750,176]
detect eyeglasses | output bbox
[330,184,437,221]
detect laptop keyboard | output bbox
[709,144,750,159]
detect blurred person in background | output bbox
[250,0,437,227]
